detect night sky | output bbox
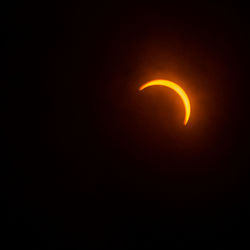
[7,2,249,249]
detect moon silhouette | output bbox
[139,79,191,125]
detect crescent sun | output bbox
[139,79,191,126]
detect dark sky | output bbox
[7,2,249,249]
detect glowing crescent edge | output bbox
[139,79,191,125]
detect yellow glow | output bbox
[139,79,191,125]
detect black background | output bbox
[7,1,249,249]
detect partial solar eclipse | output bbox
[139,79,191,125]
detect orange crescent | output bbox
[139,79,191,125]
